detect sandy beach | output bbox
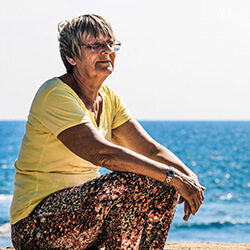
[1,242,250,250]
[165,242,250,249]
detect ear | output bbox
[66,56,77,66]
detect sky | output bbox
[0,0,249,120]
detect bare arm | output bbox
[58,121,205,216]
[111,118,205,220]
[111,118,196,178]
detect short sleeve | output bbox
[41,87,91,137]
[111,91,133,129]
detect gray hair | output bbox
[58,14,116,73]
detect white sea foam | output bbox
[0,223,12,248]
[0,223,11,234]
[173,219,250,229]
[0,194,12,201]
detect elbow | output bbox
[92,153,119,171]
[148,144,161,159]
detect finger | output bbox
[199,190,205,204]
[193,196,202,214]
[193,195,203,214]
[183,213,191,221]
[188,199,196,215]
[193,199,198,215]
[197,191,204,206]
[194,188,205,212]
[197,189,205,208]
[201,185,206,190]
[201,190,205,201]
[184,201,189,215]
[183,202,192,221]
[178,195,185,204]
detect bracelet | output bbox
[165,167,175,185]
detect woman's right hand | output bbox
[178,195,192,221]
[171,169,205,217]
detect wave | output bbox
[2,219,248,234]
[0,194,12,201]
[0,194,12,227]
[0,223,11,235]
[172,219,250,229]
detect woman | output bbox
[11,14,205,249]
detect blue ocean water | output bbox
[0,121,249,247]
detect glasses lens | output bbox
[92,42,114,52]
[114,41,121,52]
[81,40,121,52]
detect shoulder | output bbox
[101,83,116,96]
[33,77,79,104]
[29,77,82,116]
[100,84,121,102]
[36,77,70,97]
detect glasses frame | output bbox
[79,40,121,52]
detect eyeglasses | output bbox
[79,40,121,52]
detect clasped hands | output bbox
[173,173,206,221]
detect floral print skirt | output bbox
[11,171,178,249]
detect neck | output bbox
[71,72,104,112]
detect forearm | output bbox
[58,123,170,183]
[150,144,197,179]
[94,144,204,216]
[93,144,170,183]
[111,119,196,179]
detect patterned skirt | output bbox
[11,171,178,249]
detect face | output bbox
[67,33,116,80]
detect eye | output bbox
[108,41,114,47]
[91,42,103,49]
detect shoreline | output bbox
[1,242,250,250]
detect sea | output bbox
[0,120,249,247]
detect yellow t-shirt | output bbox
[10,77,132,225]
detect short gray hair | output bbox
[58,14,116,73]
